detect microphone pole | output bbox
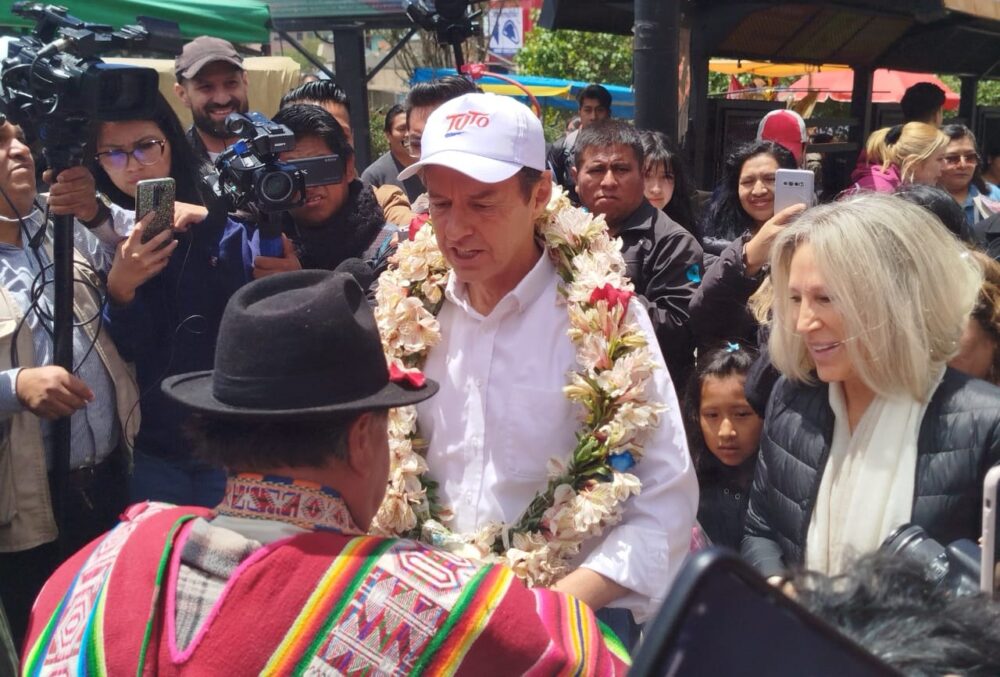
[41,124,87,555]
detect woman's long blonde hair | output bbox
[865,122,948,183]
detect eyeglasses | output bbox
[95,138,166,170]
[943,152,980,166]
[404,135,422,159]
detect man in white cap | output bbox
[397,93,697,642]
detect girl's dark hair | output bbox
[701,141,796,242]
[87,92,211,209]
[941,123,987,193]
[639,129,699,239]
[682,343,759,476]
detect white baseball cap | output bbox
[398,92,546,183]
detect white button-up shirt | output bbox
[418,253,698,622]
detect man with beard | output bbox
[173,36,251,164]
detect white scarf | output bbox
[805,374,941,575]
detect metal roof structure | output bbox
[541,0,1000,78]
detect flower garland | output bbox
[371,187,665,587]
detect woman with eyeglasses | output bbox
[938,124,1000,239]
[86,93,255,508]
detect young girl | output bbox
[684,343,764,548]
[639,130,698,237]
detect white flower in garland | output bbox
[370,186,666,587]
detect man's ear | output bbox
[344,411,376,478]
[569,164,578,184]
[345,155,356,183]
[531,170,553,219]
[174,82,190,108]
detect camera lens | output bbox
[881,523,950,585]
[258,170,295,205]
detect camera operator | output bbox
[253,104,399,284]
[0,120,140,647]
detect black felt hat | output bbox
[161,270,437,419]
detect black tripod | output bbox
[37,120,89,552]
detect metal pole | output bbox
[451,41,465,70]
[960,76,978,130]
[366,26,419,83]
[277,29,336,81]
[634,0,679,135]
[848,65,873,163]
[51,210,73,544]
[332,26,373,169]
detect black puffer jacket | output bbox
[742,369,1000,578]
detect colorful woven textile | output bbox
[217,473,363,534]
[23,495,630,675]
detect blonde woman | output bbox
[845,122,949,194]
[742,193,1000,579]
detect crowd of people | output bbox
[0,33,999,675]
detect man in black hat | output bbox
[174,36,251,164]
[21,271,630,674]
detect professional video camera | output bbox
[0,3,159,538]
[214,111,344,255]
[881,523,981,597]
[0,3,158,162]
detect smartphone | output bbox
[982,465,1000,598]
[630,548,899,677]
[774,168,815,213]
[135,177,175,246]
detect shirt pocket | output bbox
[501,385,577,482]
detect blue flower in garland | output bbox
[609,451,636,472]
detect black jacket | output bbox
[689,233,763,352]
[696,455,756,550]
[284,180,389,271]
[546,130,580,204]
[742,369,1000,578]
[617,201,703,391]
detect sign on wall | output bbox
[487,7,525,55]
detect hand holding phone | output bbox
[135,178,176,247]
[774,168,815,213]
[982,466,1000,598]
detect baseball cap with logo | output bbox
[175,36,244,80]
[757,109,808,165]
[398,92,545,184]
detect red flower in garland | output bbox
[589,284,633,311]
[389,363,426,389]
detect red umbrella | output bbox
[786,69,959,110]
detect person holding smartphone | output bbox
[86,93,256,508]
[690,142,802,355]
